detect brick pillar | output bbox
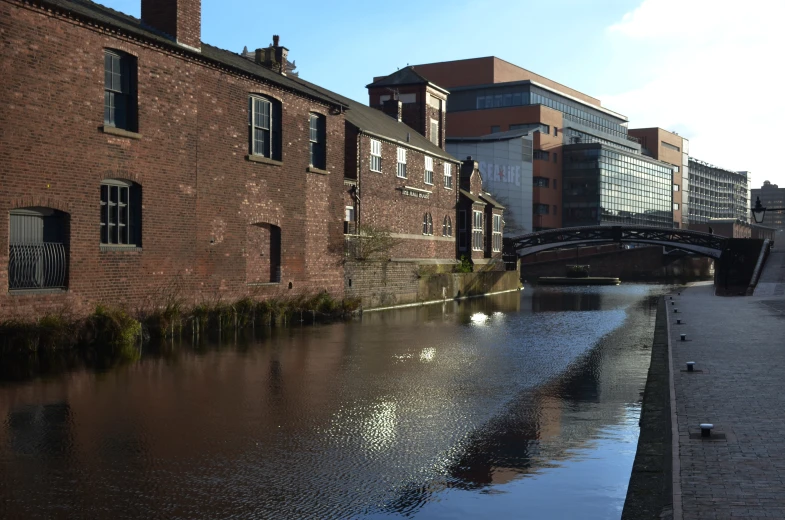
[141,0,201,50]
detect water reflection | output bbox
[0,285,670,519]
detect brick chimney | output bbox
[382,99,403,122]
[461,157,479,192]
[141,0,201,51]
[253,35,289,75]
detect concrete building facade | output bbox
[687,158,749,224]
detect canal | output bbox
[0,284,670,519]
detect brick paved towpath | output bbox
[668,248,785,519]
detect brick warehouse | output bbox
[0,0,349,319]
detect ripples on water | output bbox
[0,285,671,519]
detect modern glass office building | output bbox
[562,143,673,227]
[687,158,749,224]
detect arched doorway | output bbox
[9,207,69,290]
[247,223,281,284]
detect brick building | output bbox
[0,0,349,319]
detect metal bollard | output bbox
[680,334,687,341]
[674,308,679,313]
[677,319,682,324]
[687,362,695,372]
[700,423,714,438]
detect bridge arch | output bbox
[503,226,727,259]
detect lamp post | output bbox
[751,196,785,224]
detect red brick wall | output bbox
[356,134,458,260]
[0,2,345,319]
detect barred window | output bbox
[104,50,137,131]
[397,147,407,178]
[492,214,502,252]
[309,113,326,169]
[370,139,382,172]
[444,163,453,189]
[100,179,141,246]
[249,96,282,160]
[472,210,483,251]
[424,156,434,185]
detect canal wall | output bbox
[344,261,521,310]
[521,246,713,282]
[622,297,674,519]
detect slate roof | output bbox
[37,0,345,108]
[366,67,450,94]
[460,189,484,204]
[38,0,456,163]
[479,192,505,209]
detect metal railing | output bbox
[8,242,68,290]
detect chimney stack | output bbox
[254,35,289,75]
[141,0,201,51]
[382,99,403,122]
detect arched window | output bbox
[9,207,69,290]
[443,216,452,237]
[249,95,282,160]
[422,213,433,235]
[247,223,282,284]
[100,179,141,246]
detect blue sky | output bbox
[97,0,785,191]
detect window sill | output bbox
[247,282,281,287]
[444,186,453,190]
[246,155,283,166]
[9,288,67,296]
[424,183,434,187]
[370,169,382,174]
[100,245,143,252]
[101,125,142,140]
[307,166,329,175]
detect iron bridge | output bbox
[503,225,728,259]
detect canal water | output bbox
[0,285,669,519]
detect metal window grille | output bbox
[370,139,382,172]
[309,113,326,169]
[9,243,67,290]
[250,97,272,157]
[472,211,483,251]
[424,156,433,185]
[397,147,407,178]
[444,163,452,189]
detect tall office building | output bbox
[628,128,689,227]
[406,57,674,230]
[687,159,749,224]
[751,181,785,230]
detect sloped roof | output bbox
[37,0,345,107]
[460,189,485,205]
[366,67,450,95]
[288,76,459,163]
[479,192,504,209]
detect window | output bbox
[554,127,558,137]
[540,124,550,134]
[674,166,680,173]
[444,163,453,189]
[673,203,680,211]
[533,176,550,188]
[553,153,558,163]
[492,214,502,252]
[534,204,549,215]
[422,213,433,235]
[249,95,281,160]
[554,179,558,190]
[397,147,407,178]
[370,139,382,172]
[553,204,558,215]
[533,150,550,161]
[490,125,501,134]
[674,184,680,192]
[309,113,326,169]
[458,210,467,250]
[442,216,453,237]
[104,50,137,131]
[100,180,141,246]
[472,211,483,251]
[430,118,440,145]
[424,156,434,185]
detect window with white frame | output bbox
[492,214,502,252]
[444,163,453,189]
[442,216,452,237]
[422,213,433,235]
[396,147,407,178]
[430,118,439,145]
[370,139,382,172]
[309,113,326,169]
[472,210,483,251]
[249,95,281,160]
[424,156,433,185]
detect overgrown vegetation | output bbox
[347,225,401,261]
[454,255,474,273]
[0,292,362,355]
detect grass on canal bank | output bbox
[621,297,674,520]
[0,293,361,355]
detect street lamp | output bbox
[751,196,785,224]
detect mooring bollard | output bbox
[671,301,675,305]
[680,334,687,341]
[677,319,682,324]
[687,361,695,372]
[674,308,679,313]
[700,423,714,438]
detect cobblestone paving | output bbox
[670,257,785,518]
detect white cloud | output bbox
[602,0,785,190]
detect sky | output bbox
[98,0,784,190]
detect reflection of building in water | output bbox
[524,289,604,313]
